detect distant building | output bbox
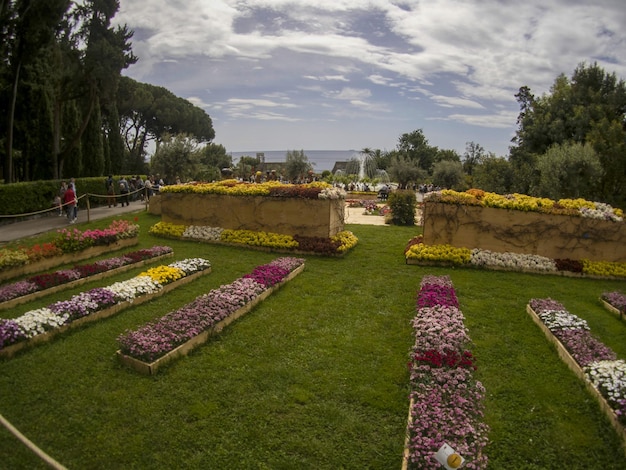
[331,161,348,174]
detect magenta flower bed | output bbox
[0,246,173,304]
[405,275,489,469]
[117,257,305,363]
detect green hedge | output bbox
[0,176,146,216]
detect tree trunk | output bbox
[3,60,21,183]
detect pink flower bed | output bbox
[405,275,489,469]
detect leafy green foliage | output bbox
[388,189,417,225]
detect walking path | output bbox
[0,201,146,244]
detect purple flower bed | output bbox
[406,275,489,469]
[529,297,626,425]
[0,257,209,352]
[0,246,173,304]
[117,257,305,363]
[602,291,626,312]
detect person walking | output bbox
[63,182,77,223]
[57,181,68,216]
[119,176,130,207]
[69,177,78,220]
[105,175,116,207]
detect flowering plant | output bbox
[428,189,623,220]
[0,258,210,351]
[602,291,626,312]
[406,243,625,278]
[406,275,489,468]
[529,297,626,424]
[151,222,357,255]
[0,246,173,304]
[117,257,304,362]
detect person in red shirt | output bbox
[63,183,77,223]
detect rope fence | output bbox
[0,188,149,223]
[0,413,68,470]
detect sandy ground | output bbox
[343,205,388,225]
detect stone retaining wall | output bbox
[159,193,345,238]
[423,202,625,262]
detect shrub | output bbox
[388,190,416,225]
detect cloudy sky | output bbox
[114,0,626,159]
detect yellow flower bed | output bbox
[160,179,332,197]
[332,231,359,252]
[405,243,471,265]
[582,260,626,278]
[220,229,299,249]
[149,222,186,238]
[139,265,185,284]
[436,189,623,218]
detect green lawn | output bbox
[1,212,625,468]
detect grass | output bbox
[1,211,626,468]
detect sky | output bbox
[113,0,626,162]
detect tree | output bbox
[462,141,485,176]
[387,154,424,189]
[284,149,312,182]
[396,129,439,173]
[118,77,214,170]
[431,160,465,190]
[472,156,514,194]
[1,0,71,182]
[535,142,602,200]
[196,143,231,181]
[511,62,626,206]
[150,133,199,183]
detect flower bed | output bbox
[422,190,625,263]
[0,258,211,358]
[405,237,626,279]
[0,220,140,283]
[403,275,489,469]
[149,222,358,256]
[117,257,305,375]
[0,246,174,310]
[601,291,626,319]
[527,298,626,453]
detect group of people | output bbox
[105,174,165,207]
[54,178,78,224]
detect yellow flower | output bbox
[139,266,185,284]
[332,231,359,252]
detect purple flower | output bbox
[0,319,26,348]
[0,280,39,302]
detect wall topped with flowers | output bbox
[423,190,625,263]
[158,180,346,238]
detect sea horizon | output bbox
[229,150,364,172]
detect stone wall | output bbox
[423,202,626,262]
[159,193,345,238]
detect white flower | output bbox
[318,187,346,200]
[538,309,589,330]
[584,360,626,403]
[14,308,69,338]
[169,258,211,273]
[182,226,223,241]
[107,276,162,302]
[470,249,557,272]
[580,203,623,222]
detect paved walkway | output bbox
[0,201,147,244]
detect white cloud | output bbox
[115,0,626,157]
